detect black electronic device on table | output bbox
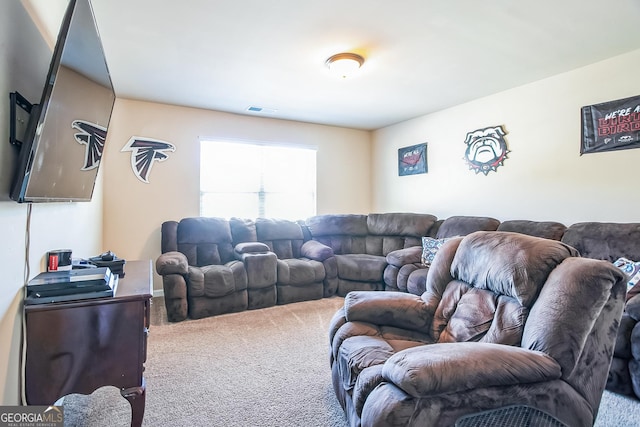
[25,267,117,305]
[89,251,126,277]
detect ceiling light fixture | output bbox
[325,52,365,78]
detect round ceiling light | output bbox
[325,52,365,78]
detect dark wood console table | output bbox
[24,260,152,427]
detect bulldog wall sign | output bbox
[463,125,510,175]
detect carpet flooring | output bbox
[62,296,640,426]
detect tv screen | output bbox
[11,0,115,203]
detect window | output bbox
[200,140,316,220]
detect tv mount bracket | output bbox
[9,91,34,147]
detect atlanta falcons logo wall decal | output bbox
[72,120,107,170]
[121,136,175,183]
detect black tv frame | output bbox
[10,0,115,203]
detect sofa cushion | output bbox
[497,220,567,241]
[365,236,409,256]
[451,231,579,307]
[366,213,437,237]
[177,217,235,266]
[187,263,247,298]
[161,220,179,253]
[337,335,395,391]
[336,254,387,282]
[229,217,257,245]
[435,216,500,239]
[256,218,304,240]
[306,214,368,237]
[315,236,367,255]
[255,218,305,259]
[353,365,384,417]
[561,222,640,262]
[276,258,325,285]
[432,281,528,345]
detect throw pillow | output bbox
[613,257,640,301]
[421,237,448,267]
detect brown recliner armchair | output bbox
[329,231,626,426]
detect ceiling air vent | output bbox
[246,106,278,114]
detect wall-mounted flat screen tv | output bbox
[10,0,115,203]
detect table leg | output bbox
[121,377,146,427]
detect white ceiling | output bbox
[24,0,640,130]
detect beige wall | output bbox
[0,2,104,404]
[101,100,372,293]
[372,49,640,225]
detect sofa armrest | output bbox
[386,246,422,267]
[234,241,270,255]
[156,251,188,275]
[382,342,561,398]
[344,291,432,332]
[301,240,334,261]
[237,250,277,287]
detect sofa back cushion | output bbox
[256,218,305,259]
[435,216,500,239]
[306,215,368,255]
[365,213,438,256]
[230,217,258,246]
[451,231,579,307]
[497,220,567,241]
[561,222,640,262]
[366,213,437,238]
[161,220,179,253]
[424,231,578,345]
[176,217,235,267]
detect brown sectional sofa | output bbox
[155,213,640,400]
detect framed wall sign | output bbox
[398,143,427,176]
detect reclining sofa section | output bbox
[304,213,437,297]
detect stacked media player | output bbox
[25,267,117,305]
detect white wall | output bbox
[0,2,104,405]
[101,99,372,293]
[372,49,640,225]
